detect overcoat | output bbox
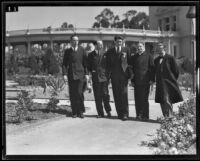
[130,52,154,85]
[154,54,183,103]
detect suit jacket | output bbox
[87,49,108,82]
[130,52,154,85]
[62,46,88,80]
[106,46,132,80]
[154,54,183,103]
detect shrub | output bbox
[43,49,60,75]
[14,75,47,93]
[143,96,196,154]
[47,95,60,112]
[6,53,19,75]
[17,90,35,110]
[178,73,193,91]
[29,54,40,74]
[9,90,35,123]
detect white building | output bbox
[149,6,196,60]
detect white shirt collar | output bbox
[115,46,121,52]
[72,46,78,51]
[138,51,144,56]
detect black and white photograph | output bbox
[2,1,199,159]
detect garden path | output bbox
[6,100,182,155]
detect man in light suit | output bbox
[87,40,112,118]
[62,35,89,118]
[106,36,132,121]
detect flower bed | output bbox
[178,73,193,91]
[142,96,196,154]
[6,102,72,124]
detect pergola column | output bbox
[167,38,171,54]
[7,42,11,53]
[27,41,31,55]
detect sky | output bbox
[6,6,149,31]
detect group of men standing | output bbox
[62,34,183,121]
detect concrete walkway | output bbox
[6,100,182,155]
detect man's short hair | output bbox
[93,40,103,46]
[137,42,145,46]
[157,42,166,48]
[92,41,97,46]
[114,36,123,41]
[70,34,79,40]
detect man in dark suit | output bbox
[106,36,132,121]
[154,42,183,117]
[62,35,89,118]
[130,42,155,121]
[87,40,112,118]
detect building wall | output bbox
[149,6,193,59]
[180,37,192,59]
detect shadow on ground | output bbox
[76,114,161,123]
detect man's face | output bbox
[157,44,165,54]
[88,43,94,51]
[71,36,79,47]
[115,39,123,47]
[96,41,103,50]
[137,43,145,53]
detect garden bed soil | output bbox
[5,102,72,133]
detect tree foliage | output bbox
[92,8,150,29]
[59,22,74,30]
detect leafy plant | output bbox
[142,96,196,154]
[14,90,35,122]
[178,73,193,91]
[45,76,66,112]
[14,75,47,93]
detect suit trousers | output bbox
[134,84,150,119]
[92,81,111,116]
[68,79,85,115]
[111,77,129,117]
[160,87,173,117]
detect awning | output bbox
[186,6,196,18]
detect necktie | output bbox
[159,55,164,64]
[117,47,120,53]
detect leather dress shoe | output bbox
[107,112,111,118]
[118,115,123,119]
[97,115,104,118]
[141,117,149,121]
[72,114,77,118]
[136,115,142,120]
[78,113,84,119]
[122,115,128,121]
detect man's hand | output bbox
[149,81,154,95]
[63,75,68,83]
[85,75,92,93]
[85,75,89,81]
[149,81,154,85]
